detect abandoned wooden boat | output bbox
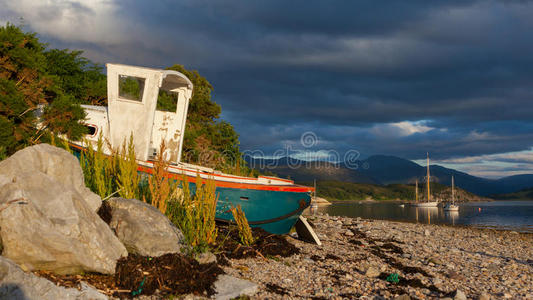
[68,63,313,234]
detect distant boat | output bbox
[414,153,438,207]
[444,176,459,211]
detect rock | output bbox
[0,144,101,212]
[394,294,411,300]
[424,229,430,236]
[345,230,354,236]
[478,292,491,300]
[432,277,443,285]
[454,289,467,300]
[365,266,381,278]
[0,256,108,300]
[447,270,463,280]
[428,257,443,265]
[213,275,258,300]
[194,252,217,265]
[106,197,186,256]
[0,145,127,274]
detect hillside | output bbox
[491,187,533,200]
[248,155,533,196]
[305,180,489,202]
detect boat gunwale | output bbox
[69,142,314,193]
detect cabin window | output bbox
[156,89,179,112]
[118,75,145,102]
[85,125,97,136]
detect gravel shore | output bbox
[223,214,533,299]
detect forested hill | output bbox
[0,24,250,175]
[306,180,491,202]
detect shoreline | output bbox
[224,214,532,299]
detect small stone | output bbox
[478,293,491,300]
[447,271,462,280]
[428,257,443,265]
[365,266,381,278]
[454,289,467,300]
[195,252,217,265]
[345,274,353,280]
[345,230,354,236]
[424,229,430,236]
[394,294,411,300]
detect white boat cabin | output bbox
[82,63,192,165]
[78,63,294,186]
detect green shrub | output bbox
[166,175,218,253]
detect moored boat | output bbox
[68,63,313,234]
[413,153,438,207]
[444,176,459,211]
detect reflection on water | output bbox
[312,200,533,233]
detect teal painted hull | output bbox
[213,185,311,234]
[71,147,310,234]
[184,181,310,234]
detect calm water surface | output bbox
[313,200,533,233]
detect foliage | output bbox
[166,175,219,253]
[308,180,484,201]
[491,187,533,200]
[80,134,116,199]
[117,135,139,199]
[44,48,106,105]
[230,204,255,246]
[79,135,220,254]
[118,75,143,101]
[0,24,106,157]
[147,141,174,214]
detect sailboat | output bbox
[414,153,439,207]
[444,176,459,211]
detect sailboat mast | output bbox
[452,176,455,205]
[415,180,418,202]
[427,152,430,202]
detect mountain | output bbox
[247,155,533,196]
[247,157,378,184]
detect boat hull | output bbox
[214,185,310,234]
[443,204,459,211]
[71,147,310,234]
[412,202,439,207]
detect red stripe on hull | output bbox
[137,165,313,192]
[69,142,313,193]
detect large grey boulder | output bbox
[0,256,107,300]
[0,145,127,274]
[107,197,187,256]
[0,144,101,212]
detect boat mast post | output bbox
[426,152,430,203]
[415,180,418,202]
[452,176,455,205]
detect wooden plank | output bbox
[294,216,321,245]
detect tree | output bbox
[0,24,100,156]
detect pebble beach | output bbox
[223,214,533,299]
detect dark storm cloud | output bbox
[6,0,533,169]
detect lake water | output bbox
[312,200,533,233]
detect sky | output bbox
[2,0,533,179]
